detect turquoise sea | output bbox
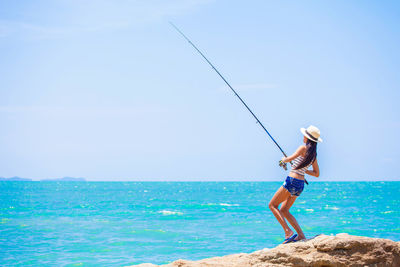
[0,181,399,266]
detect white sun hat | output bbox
[300,125,323,143]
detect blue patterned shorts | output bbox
[282,176,305,196]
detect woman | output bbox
[268,125,322,243]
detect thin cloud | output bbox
[381,157,395,163]
[0,105,167,117]
[0,0,214,39]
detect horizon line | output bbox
[2,179,399,182]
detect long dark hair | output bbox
[294,139,317,170]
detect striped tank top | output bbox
[290,155,309,176]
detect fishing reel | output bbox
[279,160,287,171]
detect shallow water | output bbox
[0,181,399,266]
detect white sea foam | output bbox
[382,211,393,214]
[220,203,239,207]
[324,205,340,210]
[158,210,183,216]
[203,203,240,207]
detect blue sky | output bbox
[0,0,399,181]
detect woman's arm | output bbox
[281,146,306,163]
[305,158,320,177]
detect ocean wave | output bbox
[324,205,340,210]
[219,203,240,207]
[203,203,240,207]
[157,210,183,216]
[381,211,393,214]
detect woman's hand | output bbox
[279,159,287,170]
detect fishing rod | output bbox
[170,22,291,171]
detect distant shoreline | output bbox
[0,177,86,182]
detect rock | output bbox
[128,233,400,267]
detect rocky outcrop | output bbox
[128,233,400,267]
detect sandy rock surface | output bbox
[128,233,400,267]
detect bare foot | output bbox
[294,235,306,241]
[284,230,295,239]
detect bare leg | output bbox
[268,186,294,238]
[280,196,306,240]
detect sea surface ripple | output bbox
[0,181,399,266]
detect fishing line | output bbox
[170,22,300,175]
